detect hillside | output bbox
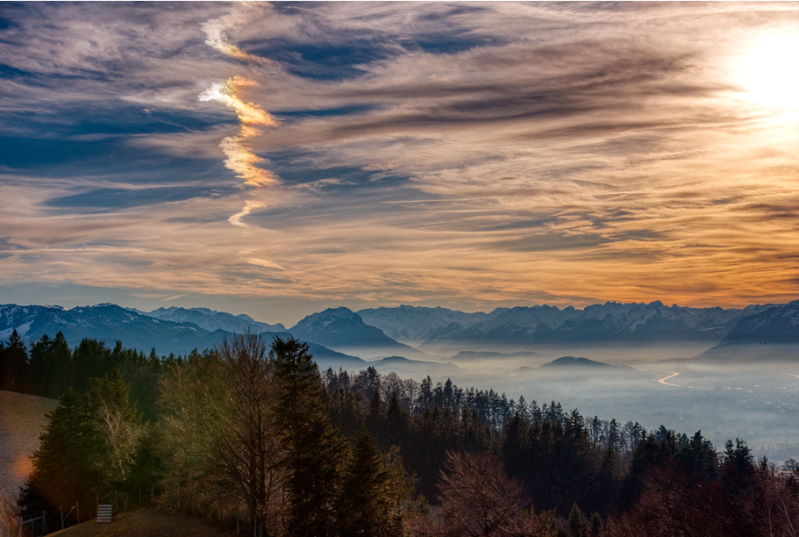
[369,355,458,375]
[536,356,640,377]
[0,391,57,516]
[48,509,235,537]
[541,356,619,368]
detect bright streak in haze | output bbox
[657,372,681,387]
[200,77,277,128]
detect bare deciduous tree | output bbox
[425,451,557,537]
[97,401,141,483]
[218,333,285,537]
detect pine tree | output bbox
[588,513,602,537]
[51,332,72,396]
[336,429,389,537]
[29,334,53,394]
[72,339,110,392]
[271,337,343,537]
[2,329,28,391]
[567,503,589,537]
[19,390,100,523]
[28,333,71,397]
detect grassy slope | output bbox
[0,390,57,506]
[49,509,236,537]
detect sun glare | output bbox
[734,32,799,111]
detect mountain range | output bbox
[0,303,359,367]
[359,301,769,345]
[144,306,285,334]
[698,301,799,361]
[1,300,798,364]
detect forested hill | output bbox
[5,331,799,537]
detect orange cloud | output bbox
[199,7,279,228]
[200,79,279,188]
[200,77,277,127]
[202,7,269,65]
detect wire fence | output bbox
[18,512,46,537]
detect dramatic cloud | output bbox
[2,2,799,321]
[199,77,279,187]
[202,4,271,64]
[198,7,279,227]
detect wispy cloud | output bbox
[228,199,267,228]
[202,4,271,65]
[3,2,799,319]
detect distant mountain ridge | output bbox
[290,307,419,358]
[4,299,799,365]
[699,301,799,361]
[358,305,489,343]
[719,301,799,345]
[360,301,768,345]
[145,306,285,334]
[0,304,357,365]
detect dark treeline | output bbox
[5,330,799,537]
[0,329,164,418]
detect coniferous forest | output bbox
[3,330,799,537]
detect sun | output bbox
[734,32,799,111]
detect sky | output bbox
[2,2,799,324]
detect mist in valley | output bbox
[363,341,799,464]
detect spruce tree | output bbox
[271,337,343,537]
[29,334,53,394]
[20,389,99,523]
[336,429,390,537]
[2,329,28,391]
[568,503,589,537]
[51,332,72,396]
